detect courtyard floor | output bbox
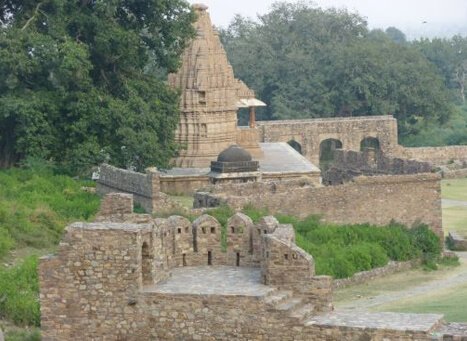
[144,266,274,296]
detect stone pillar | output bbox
[249,106,256,128]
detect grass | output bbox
[334,256,466,322]
[441,178,467,237]
[442,178,467,202]
[0,165,100,332]
[372,284,467,322]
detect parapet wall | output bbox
[195,173,443,240]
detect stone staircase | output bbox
[263,289,316,323]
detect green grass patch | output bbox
[374,283,467,322]
[0,256,40,327]
[442,178,467,202]
[442,205,467,236]
[0,166,100,258]
[0,165,101,330]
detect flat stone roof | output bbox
[306,311,443,332]
[160,142,319,177]
[145,266,274,296]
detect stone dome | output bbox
[217,145,252,163]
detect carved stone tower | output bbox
[168,4,261,168]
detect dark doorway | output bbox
[287,140,302,155]
[236,252,240,267]
[360,137,380,151]
[208,251,212,266]
[319,138,343,171]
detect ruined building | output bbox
[39,193,465,340]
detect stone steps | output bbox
[289,303,315,321]
[263,290,293,306]
[275,297,303,311]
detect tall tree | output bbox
[0,0,195,173]
[220,2,453,137]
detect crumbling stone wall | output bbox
[257,115,399,165]
[194,173,443,240]
[396,145,467,165]
[322,149,433,185]
[96,164,182,213]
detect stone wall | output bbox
[332,260,421,289]
[96,164,182,213]
[397,146,467,165]
[194,173,443,240]
[257,115,399,165]
[323,149,432,185]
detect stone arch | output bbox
[360,137,380,151]
[319,138,343,171]
[141,241,152,285]
[287,139,302,155]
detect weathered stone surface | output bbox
[168,5,259,167]
[194,173,443,240]
[323,149,433,185]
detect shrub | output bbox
[0,256,40,326]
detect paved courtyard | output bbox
[145,266,274,296]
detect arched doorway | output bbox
[360,137,380,151]
[319,139,343,171]
[287,140,302,155]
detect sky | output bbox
[187,0,467,39]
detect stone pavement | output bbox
[306,311,443,333]
[145,266,274,296]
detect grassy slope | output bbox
[0,167,100,338]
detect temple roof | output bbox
[168,4,263,113]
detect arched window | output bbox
[319,138,343,171]
[287,140,302,155]
[360,137,380,151]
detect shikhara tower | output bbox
[169,4,264,168]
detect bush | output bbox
[0,256,40,326]
[266,215,441,279]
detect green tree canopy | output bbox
[220,2,454,138]
[0,0,195,173]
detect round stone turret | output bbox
[193,3,208,12]
[217,145,253,163]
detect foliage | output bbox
[5,329,42,341]
[220,2,454,137]
[0,256,40,327]
[0,164,100,258]
[0,0,195,174]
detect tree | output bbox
[0,0,195,173]
[220,2,454,137]
[414,36,467,104]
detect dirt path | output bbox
[443,199,467,208]
[335,252,467,311]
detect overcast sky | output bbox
[187,0,467,39]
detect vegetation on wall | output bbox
[0,0,195,174]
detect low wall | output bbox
[195,173,443,240]
[333,260,421,289]
[398,146,467,165]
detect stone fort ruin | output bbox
[39,193,465,340]
[39,3,467,340]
